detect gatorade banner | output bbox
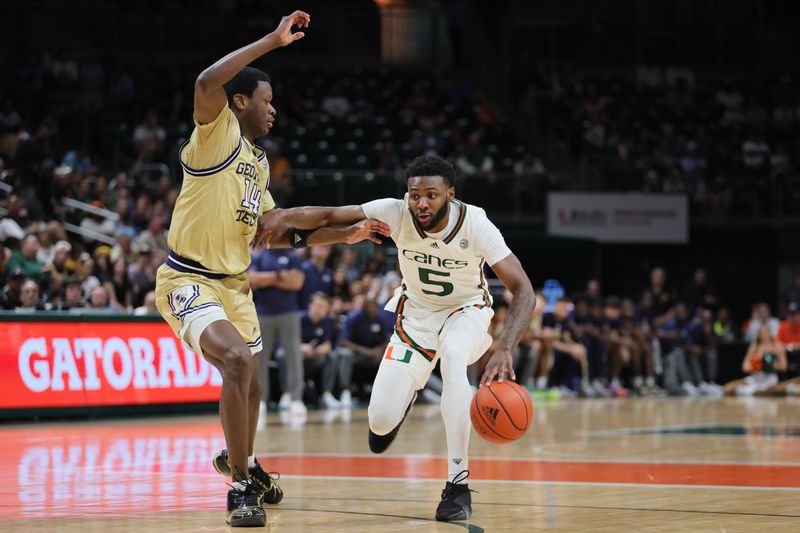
[547,192,688,243]
[0,320,222,409]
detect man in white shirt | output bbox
[256,154,536,522]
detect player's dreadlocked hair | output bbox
[223,67,271,106]
[404,154,457,187]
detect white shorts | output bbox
[382,300,493,389]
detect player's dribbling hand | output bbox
[480,345,516,387]
[271,10,311,46]
[344,219,391,245]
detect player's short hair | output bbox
[404,155,457,188]
[223,67,271,105]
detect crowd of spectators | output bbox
[519,61,800,217]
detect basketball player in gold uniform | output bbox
[154,11,388,527]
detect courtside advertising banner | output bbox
[547,192,688,243]
[0,320,222,409]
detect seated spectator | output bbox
[657,303,696,396]
[62,275,85,310]
[79,201,116,241]
[743,303,780,342]
[133,110,166,162]
[5,234,43,281]
[137,216,169,257]
[621,297,659,395]
[723,324,786,396]
[337,298,391,403]
[128,245,155,307]
[15,278,45,311]
[45,240,74,293]
[1,267,26,309]
[685,309,723,396]
[133,290,157,315]
[570,294,608,395]
[84,285,116,313]
[539,297,588,396]
[299,245,334,309]
[75,252,101,300]
[714,307,736,342]
[776,302,800,380]
[301,292,340,409]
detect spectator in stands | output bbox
[744,302,780,342]
[513,150,546,177]
[133,290,157,315]
[724,323,786,396]
[603,297,637,396]
[111,232,138,264]
[621,297,659,395]
[62,275,84,309]
[337,298,390,404]
[539,296,588,396]
[1,267,26,309]
[714,306,736,342]
[454,132,494,176]
[75,252,101,300]
[658,303,695,396]
[781,272,800,313]
[127,245,155,307]
[16,278,44,311]
[92,245,113,283]
[137,216,169,257]
[132,110,166,162]
[45,240,74,293]
[777,302,800,379]
[686,309,723,395]
[570,294,607,395]
[682,267,717,313]
[79,201,116,242]
[84,285,115,313]
[641,267,677,328]
[5,234,43,281]
[109,257,132,311]
[299,245,334,309]
[249,247,306,416]
[301,292,340,409]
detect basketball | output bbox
[470,381,533,444]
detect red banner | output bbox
[0,321,222,409]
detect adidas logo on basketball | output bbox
[481,405,499,424]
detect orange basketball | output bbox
[470,381,533,444]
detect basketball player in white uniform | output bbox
[256,154,536,521]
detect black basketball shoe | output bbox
[226,475,266,527]
[213,450,284,504]
[435,470,474,522]
[368,391,417,454]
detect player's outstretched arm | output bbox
[480,253,536,386]
[193,11,310,124]
[265,219,389,249]
[254,205,383,249]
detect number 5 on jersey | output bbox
[419,267,454,296]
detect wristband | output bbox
[289,227,311,248]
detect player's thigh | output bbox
[224,273,263,355]
[439,306,494,368]
[368,345,426,433]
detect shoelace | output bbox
[441,470,478,499]
[227,466,261,506]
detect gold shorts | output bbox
[155,264,262,356]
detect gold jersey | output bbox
[166,106,275,276]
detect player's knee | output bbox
[368,403,403,436]
[221,346,252,382]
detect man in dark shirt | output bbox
[641,267,678,328]
[301,292,339,409]
[298,245,333,309]
[337,298,390,404]
[540,297,588,395]
[686,309,723,395]
[0,267,26,309]
[250,248,306,417]
[657,303,695,396]
[569,295,607,396]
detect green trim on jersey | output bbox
[442,201,467,244]
[394,316,437,362]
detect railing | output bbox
[284,168,800,226]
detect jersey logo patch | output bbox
[460,239,469,249]
[430,241,440,249]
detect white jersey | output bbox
[362,194,512,312]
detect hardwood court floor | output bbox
[1,397,799,532]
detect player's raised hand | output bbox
[480,345,516,387]
[271,11,310,46]
[344,219,391,245]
